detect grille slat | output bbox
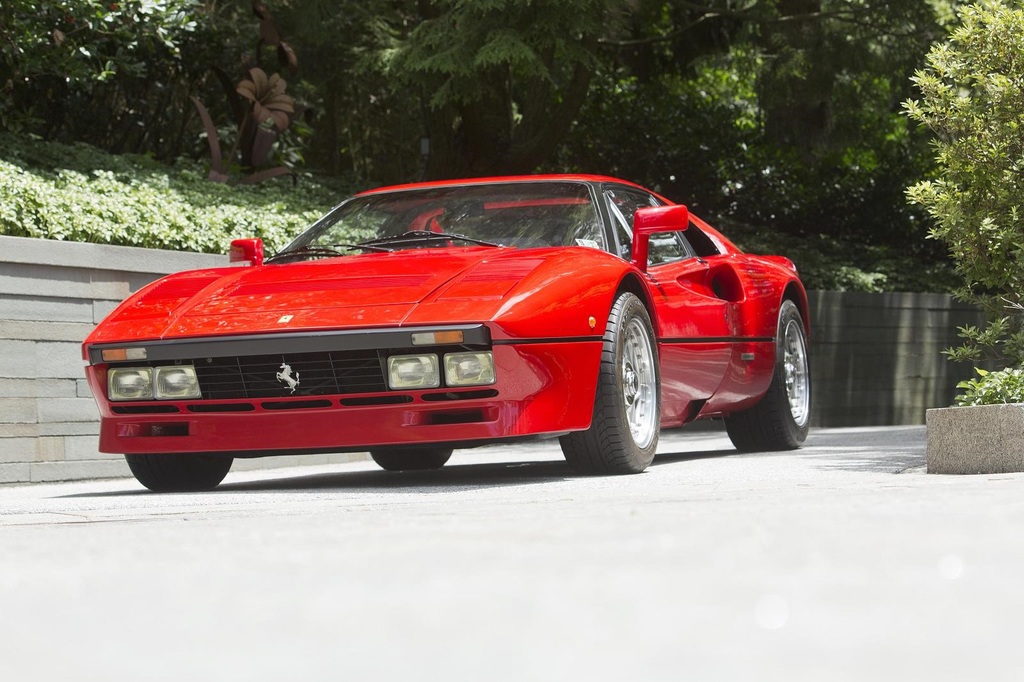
[194,350,386,400]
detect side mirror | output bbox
[229,238,264,267]
[630,205,689,272]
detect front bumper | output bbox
[85,341,601,456]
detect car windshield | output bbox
[275,181,605,260]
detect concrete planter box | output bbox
[926,403,1024,474]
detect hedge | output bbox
[0,135,343,254]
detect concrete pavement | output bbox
[2,425,1022,681]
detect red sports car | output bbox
[83,175,810,491]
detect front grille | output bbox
[194,350,387,400]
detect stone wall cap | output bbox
[0,235,226,275]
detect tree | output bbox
[0,0,218,159]
[561,2,952,260]
[378,0,622,179]
[905,2,1024,364]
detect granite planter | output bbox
[926,403,1024,474]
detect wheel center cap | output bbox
[624,366,639,404]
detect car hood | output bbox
[85,247,626,344]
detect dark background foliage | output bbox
[0,0,965,291]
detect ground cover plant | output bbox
[955,367,1024,406]
[0,135,340,254]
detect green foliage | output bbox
[0,0,221,159]
[378,0,620,177]
[724,224,954,292]
[0,0,973,297]
[558,1,953,292]
[955,367,1024,406]
[385,0,608,106]
[905,2,1024,363]
[0,135,340,254]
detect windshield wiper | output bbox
[358,230,502,249]
[266,243,392,264]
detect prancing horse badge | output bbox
[276,363,300,393]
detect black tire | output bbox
[725,299,811,451]
[560,292,660,475]
[125,453,233,492]
[370,447,453,472]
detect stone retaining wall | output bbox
[807,291,982,427]
[0,235,361,484]
[0,235,984,483]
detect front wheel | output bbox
[725,299,810,451]
[560,292,660,475]
[125,453,233,492]
[370,447,453,472]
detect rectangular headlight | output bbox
[108,368,154,401]
[443,352,495,387]
[154,366,201,400]
[387,354,440,389]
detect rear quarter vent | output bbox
[709,266,744,303]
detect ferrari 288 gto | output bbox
[83,175,811,491]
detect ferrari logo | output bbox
[276,363,300,394]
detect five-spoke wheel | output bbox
[725,299,810,451]
[560,292,660,474]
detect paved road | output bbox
[2,425,1022,681]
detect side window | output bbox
[605,186,692,264]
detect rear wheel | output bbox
[125,453,233,492]
[370,447,453,472]
[725,299,810,451]
[560,292,660,475]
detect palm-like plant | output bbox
[192,66,296,183]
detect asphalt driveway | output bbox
[2,425,1021,681]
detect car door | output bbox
[605,186,734,425]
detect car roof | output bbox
[356,174,657,197]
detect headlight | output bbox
[154,366,201,400]
[443,352,495,386]
[388,354,440,389]
[108,365,201,401]
[108,368,153,401]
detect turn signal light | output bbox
[411,330,465,346]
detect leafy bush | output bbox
[905,2,1024,364]
[0,0,222,159]
[721,221,954,293]
[0,135,343,254]
[955,367,1024,407]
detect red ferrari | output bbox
[83,175,810,491]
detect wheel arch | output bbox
[615,272,658,331]
[783,280,810,339]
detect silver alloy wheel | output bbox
[782,318,810,426]
[622,316,658,449]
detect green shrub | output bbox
[905,2,1024,364]
[722,222,954,293]
[955,367,1024,406]
[0,135,344,254]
